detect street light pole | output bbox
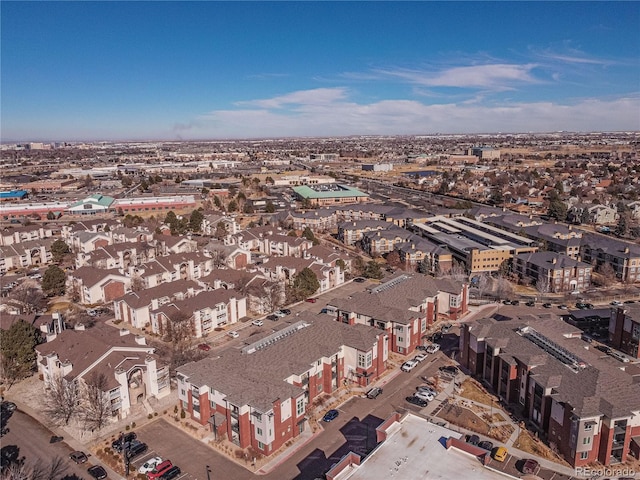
[206,465,212,480]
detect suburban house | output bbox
[176,313,388,456]
[35,322,170,419]
[609,304,640,359]
[327,274,468,355]
[513,251,592,293]
[459,314,640,468]
[67,266,131,305]
[149,289,247,338]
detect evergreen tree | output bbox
[0,319,41,386]
[42,265,66,297]
[51,239,70,263]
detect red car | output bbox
[305,298,317,303]
[197,343,211,351]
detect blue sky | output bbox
[2,1,639,141]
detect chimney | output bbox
[119,328,130,336]
[568,225,572,230]
[552,257,557,265]
[624,247,630,254]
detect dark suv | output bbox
[112,432,137,452]
[160,466,181,480]
[126,440,148,459]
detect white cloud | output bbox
[373,64,539,89]
[235,87,348,109]
[186,91,640,139]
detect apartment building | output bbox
[0,239,54,274]
[150,289,247,338]
[609,304,640,359]
[0,224,58,246]
[581,233,640,283]
[113,279,205,329]
[285,209,338,232]
[67,266,131,305]
[35,323,170,419]
[460,315,640,468]
[337,220,390,246]
[328,274,467,355]
[176,314,387,456]
[395,237,453,273]
[513,251,592,293]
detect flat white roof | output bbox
[336,414,506,480]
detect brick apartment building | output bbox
[609,304,640,359]
[460,315,640,468]
[176,313,387,456]
[327,274,468,355]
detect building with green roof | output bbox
[66,194,115,215]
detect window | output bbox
[580,451,589,460]
[296,398,305,416]
[358,352,372,369]
[317,370,322,378]
[398,337,404,343]
[257,427,263,436]
[258,441,264,449]
[583,437,591,445]
[584,423,593,431]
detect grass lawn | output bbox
[514,430,570,466]
[47,301,71,313]
[437,403,491,436]
[458,378,498,406]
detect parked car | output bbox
[112,432,136,452]
[69,451,88,464]
[147,461,173,480]
[228,331,239,339]
[492,446,508,462]
[159,466,181,480]
[511,300,520,306]
[466,434,480,446]
[366,387,383,399]
[413,353,428,362]
[525,300,535,307]
[305,298,317,303]
[251,319,264,327]
[405,396,428,407]
[610,300,623,306]
[267,314,279,321]
[521,458,540,474]
[502,300,513,305]
[416,345,429,352]
[138,456,163,474]
[439,365,459,376]
[88,465,108,480]
[558,304,568,310]
[414,390,435,402]
[401,359,419,372]
[353,277,366,283]
[126,440,148,459]
[416,385,437,396]
[425,344,440,354]
[478,440,494,451]
[197,343,211,351]
[575,302,588,309]
[542,303,552,308]
[279,309,292,316]
[322,409,339,422]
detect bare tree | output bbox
[209,246,229,268]
[536,277,550,295]
[0,455,68,480]
[476,273,491,299]
[81,372,112,431]
[9,284,43,313]
[261,283,283,313]
[131,275,146,292]
[42,374,80,426]
[495,275,514,300]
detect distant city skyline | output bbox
[1,1,639,142]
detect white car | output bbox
[417,385,437,396]
[425,344,440,354]
[138,456,163,474]
[252,319,264,327]
[414,353,428,363]
[401,360,419,372]
[228,331,239,339]
[414,391,435,402]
